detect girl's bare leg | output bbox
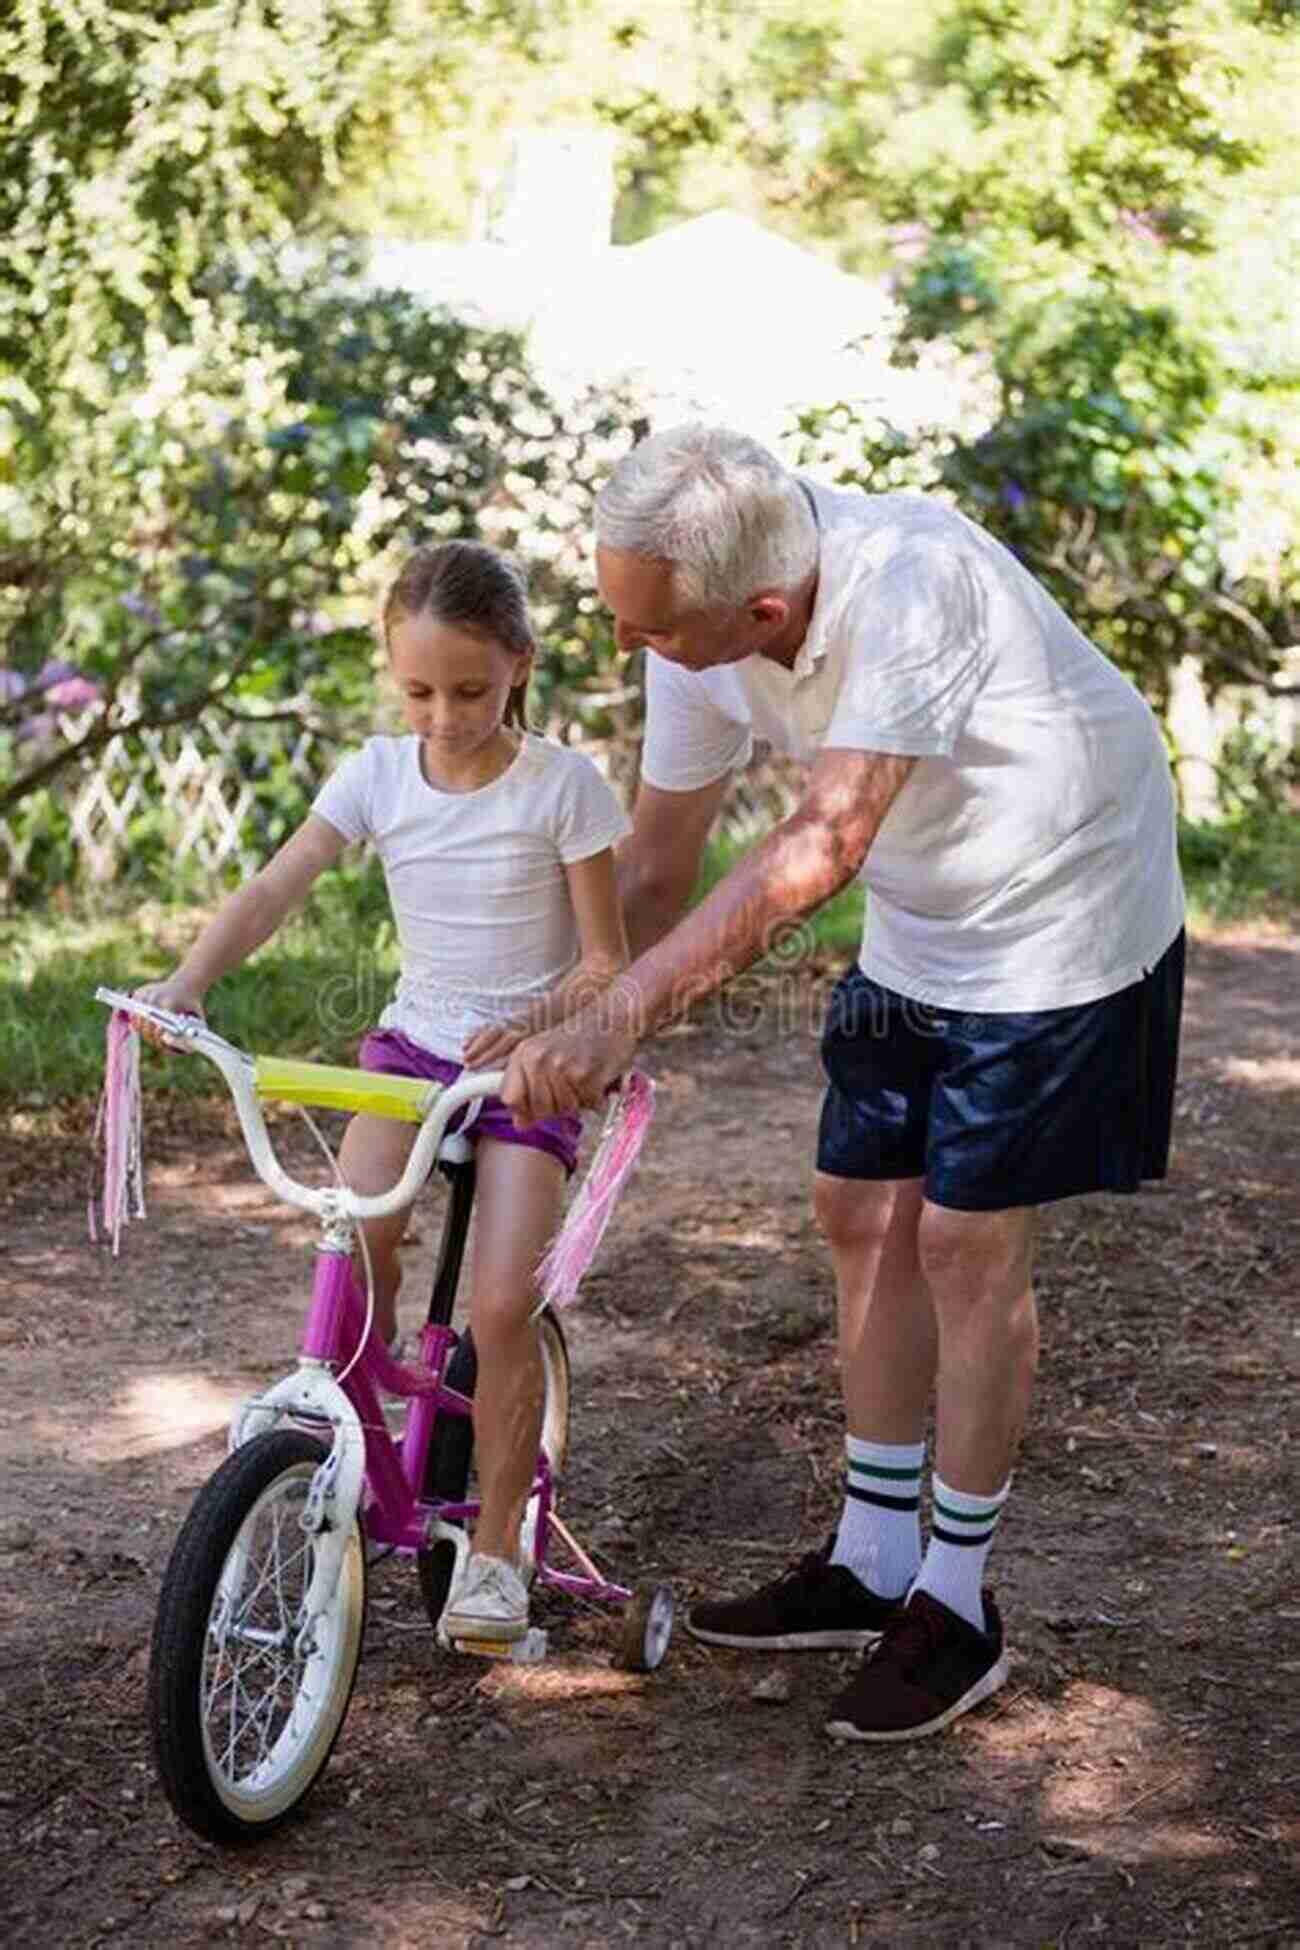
[464,1139,566,1563]
[336,1112,417,1346]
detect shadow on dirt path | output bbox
[1,928,1297,1948]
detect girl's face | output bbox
[388,613,529,763]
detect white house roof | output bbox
[366,201,992,445]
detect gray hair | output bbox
[595,424,818,610]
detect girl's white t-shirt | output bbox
[313,732,630,1059]
[640,484,1185,1012]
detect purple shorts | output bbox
[359,1028,582,1176]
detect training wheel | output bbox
[617,1582,674,1672]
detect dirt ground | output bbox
[1,927,1297,1950]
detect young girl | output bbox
[137,540,630,1645]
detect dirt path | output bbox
[1,929,1297,1949]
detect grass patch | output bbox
[0,862,397,1107]
[1178,812,1300,925]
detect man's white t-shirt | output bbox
[640,484,1184,1012]
[313,732,630,1059]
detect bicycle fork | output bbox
[228,1209,381,1652]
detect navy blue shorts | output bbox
[816,931,1185,1210]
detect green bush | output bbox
[0,859,397,1107]
[1178,812,1300,923]
[792,282,1299,714]
[1,255,643,903]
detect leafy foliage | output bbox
[0,251,638,888]
[793,289,1300,712]
[0,0,638,890]
[783,3,1300,712]
[2,0,1296,905]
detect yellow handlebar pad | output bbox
[254,1055,442,1123]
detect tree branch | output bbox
[1031,540,1299,697]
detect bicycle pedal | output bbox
[444,1627,548,1664]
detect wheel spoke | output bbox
[154,1435,365,1839]
[196,1472,336,1788]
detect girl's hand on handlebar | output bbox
[131,979,207,1049]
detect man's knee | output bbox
[815,1174,916,1252]
[917,1202,1036,1307]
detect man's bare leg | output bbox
[910,1201,1039,1626]
[815,1174,936,1597]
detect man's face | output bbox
[596,546,761,672]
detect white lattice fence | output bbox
[1,692,806,898]
[1,698,330,892]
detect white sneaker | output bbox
[442,1552,530,1644]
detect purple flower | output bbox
[291,608,338,638]
[36,658,80,688]
[121,591,164,625]
[45,676,100,710]
[1002,479,1028,511]
[891,222,931,263]
[5,660,103,736]
[1119,210,1164,248]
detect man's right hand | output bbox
[499,1011,640,1127]
[130,979,207,1049]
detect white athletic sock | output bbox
[912,1473,1011,1631]
[829,1437,924,1599]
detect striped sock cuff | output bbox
[929,1472,1011,1548]
[845,1437,924,1514]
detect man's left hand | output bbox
[499,1014,638,1125]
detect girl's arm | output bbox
[136,815,349,1017]
[462,847,629,1067]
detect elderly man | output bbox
[500,424,1184,1741]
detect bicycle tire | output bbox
[417,1308,570,1629]
[149,1429,367,1844]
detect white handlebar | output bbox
[94,988,505,1222]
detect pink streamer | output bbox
[89,1011,145,1255]
[536,1071,655,1310]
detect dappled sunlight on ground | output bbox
[3,1243,96,1314]
[1221,1053,1300,1090]
[344,1887,494,1949]
[480,1660,654,1705]
[43,1371,242,1462]
[969,1678,1224,1863]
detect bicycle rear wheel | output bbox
[417,1308,570,1629]
[149,1429,366,1843]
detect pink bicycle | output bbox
[94,989,673,1845]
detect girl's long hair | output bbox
[382,540,534,729]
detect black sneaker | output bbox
[825,1587,1009,1741]
[686,1543,899,1652]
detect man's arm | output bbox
[617,775,732,958]
[501,749,915,1117]
[626,749,914,1033]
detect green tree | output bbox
[766,2,1299,711]
[0,0,637,875]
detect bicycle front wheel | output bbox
[149,1430,367,1843]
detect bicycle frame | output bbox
[232,1185,633,1640]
